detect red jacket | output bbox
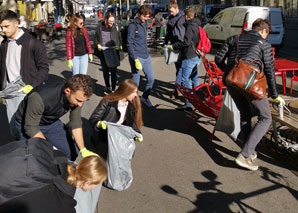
[66,26,92,60]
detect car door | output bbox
[218,8,236,42]
[203,11,223,42]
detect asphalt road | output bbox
[0,18,297,213]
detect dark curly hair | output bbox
[66,74,93,97]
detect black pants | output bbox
[227,86,272,158]
[99,56,117,90]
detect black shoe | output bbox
[177,104,193,111]
[103,87,112,95]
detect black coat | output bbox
[89,100,141,158]
[172,18,201,60]
[215,31,278,99]
[0,32,49,90]
[93,21,124,61]
[165,11,185,45]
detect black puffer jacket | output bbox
[164,11,185,45]
[215,30,278,99]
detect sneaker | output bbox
[141,96,153,107]
[103,87,112,95]
[249,151,257,161]
[235,153,258,171]
[177,104,193,111]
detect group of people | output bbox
[0,0,287,211]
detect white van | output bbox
[203,6,284,47]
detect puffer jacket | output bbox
[172,18,201,60]
[215,30,278,99]
[65,26,92,60]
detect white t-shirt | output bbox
[117,100,128,125]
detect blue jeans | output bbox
[11,118,75,159]
[181,56,202,105]
[99,56,117,90]
[129,56,154,99]
[72,54,89,75]
[175,55,183,86]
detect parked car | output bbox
[83,10,95,18]
[203,6,285,48]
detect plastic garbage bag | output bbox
[104,122,141,191]
[103,47,120,68]
[0,76,26,99]
[163,45,179,65]
[214,90,240,140]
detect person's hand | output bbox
[80,148,99,157]
[89,54,93,62]
[134,134,143,142]
[19,85,33,94]
[67,60,73,69]
[273,96,285,106]
[168,45,174,51]
[135,59,142,71]
[115,45,122,51]
[97,121,107,130]
[98,44,102,51]
[160,47,164,55]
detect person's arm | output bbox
[68,106,85,149]
[83,27,93,54]
[127,23,137,60]
[24,92,45,138]
[262,42,278,99]
[172,24,193,50]
[65,28,72,60]
[214,37,233,72]
[72,128,85,150]
[31,40,49,87]
[164,22,171,45]
[89,101,109,131]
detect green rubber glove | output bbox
[134,134,143,143]
[89,54,93,62]
[135,59,142,71]
[19,85,33,94]
[115,45,122,51]
[67,60,73,69]
[168,45,174,51]
[97,121,107,130]
[273,96,285,106]
[80,148,99,157]
[98,44,102,51]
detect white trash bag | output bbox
[163,45,179,65]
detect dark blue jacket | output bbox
[165,10,185,45]
[127,18,149,60]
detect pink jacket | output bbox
[66,26,92,60]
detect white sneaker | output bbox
[141,96,153,107]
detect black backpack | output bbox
[0,138,75,205]
[121,21,138,52]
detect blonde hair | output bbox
[102,79,143,129]
[67,156,107,186]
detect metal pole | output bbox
[120,0,122,17]
[127,0,130,21]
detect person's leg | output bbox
[140,57,154,99]
[99,56,111,89]
[190,57,201,88]
[39,120,72,159]
[175,54,183,85]
[79,54,89,75]
[72,56,80,76]
[110,67,118,91]
[129,57,141,86]
[227,86,252,143]
[241,98,272,158]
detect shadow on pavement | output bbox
[161,169,298,212]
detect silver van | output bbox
[203,6,284,48]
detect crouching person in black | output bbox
[0,137,107,213]
[89,79,143,159]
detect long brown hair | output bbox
[67,155,107,187]
[69,13,85,38]
[102,79,143,128]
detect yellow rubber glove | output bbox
[135,59,142,71]
[273,96,285,106]
[168,45,174,51]
[134,134,143,143]
[67,60,73,69]
[115,46,122,51]
[19,85,33,94]
[80,148,99,157]
[98,44,102,51]
[89,54,93,62]
[0,97,5,105]
[97,121,107,130]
